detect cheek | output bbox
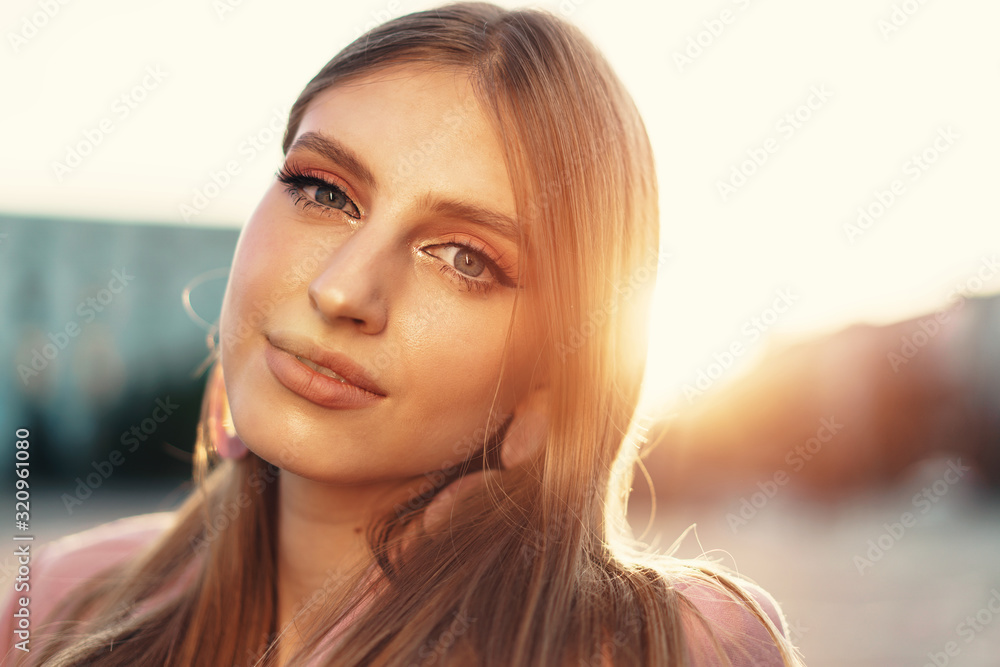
[221,203,303,343]
[395,308,512,447]
[219,200,298,399]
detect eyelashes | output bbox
[275,165,518,294]
[277,165,362,220]
[425,241,517,295]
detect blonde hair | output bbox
[26,4,804,665]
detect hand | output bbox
[421,387,551,533]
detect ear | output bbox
[500,383,551,470]
[209,361,249,460]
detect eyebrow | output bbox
[288,130,523,244]
[420,195,523,244]
[288,131,379,194]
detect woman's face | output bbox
[219,65,545,488]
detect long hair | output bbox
[26,4,804,665]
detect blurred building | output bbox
[1,215,239,481]
[641,294,1000,502]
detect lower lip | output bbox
[264,343,385,410]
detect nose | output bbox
[307,225,389,335]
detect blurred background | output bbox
[2,0,999,664]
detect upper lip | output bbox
[266,331,387,396]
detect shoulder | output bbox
[1,512,177,659]
[36,511,177,596]
[32,511,176,568]
[31,512,177,599]
[672,575,791,666]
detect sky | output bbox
[2,0,998,410]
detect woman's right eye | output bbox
[277,166,361,220]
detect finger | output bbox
[422,469,488,533]
[500,387,551,469]
[418,387,550,537]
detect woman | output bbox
[3,3,804,665]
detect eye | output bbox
[276,166,361,219]
[448,245,487,278]
[304,183,354,211]
[423,242,515,294]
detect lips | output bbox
[294,355,352,384]
[265,331,387,402]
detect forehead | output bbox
[291,64,517,220]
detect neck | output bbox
[273,469,422,655]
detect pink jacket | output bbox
[1,513,177,666]
[1,512,793,666]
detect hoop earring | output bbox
[182,266,229,378]
[208,362,248,460]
